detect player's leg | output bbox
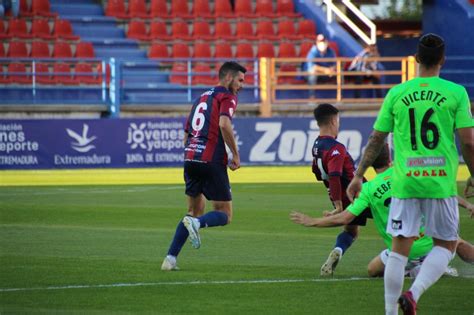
[320,224,357,276]
[456,238,474,263]
[367,249,388,277]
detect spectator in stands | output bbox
[0,0,19,17]
[229,0,235,11]
[348,43,382,98]
[303,34,337,97]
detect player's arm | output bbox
[219,115,240,171]
[458,127,474,197]
[290,210,356,227]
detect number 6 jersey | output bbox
[184,86,238,165]
[374,77,473,198]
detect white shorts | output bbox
[386,197,459,241]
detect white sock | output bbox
[410,246,452,302]
[334,247,343,256]
[166,255,177,263]
[384,252,408,315]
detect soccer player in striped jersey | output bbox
[161,61,246,271]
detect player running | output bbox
[346,33,473,315]
[310,103,373,276]
[161,61,246,271]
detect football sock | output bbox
[334,231,355,254]
[384,251,408,315]
[198,211,228,228]
[167,221,189,257]
[410,246,452,302]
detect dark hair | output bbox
[417,33,445,67]
[313,103,339,126]
[371,143,391,169]
[218,61,247,80]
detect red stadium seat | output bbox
[18,0,33,17]
[150,21,172,41]
[35,63,55,84]
[53,62,75,85]
[7,41,29,58]
[192,21,213,40]
[75,63,99,85]
[193,0,213,18]
[299,41,314,57]
[278,20,301,40]
[278,42,296,58]
[192,63,215,85]
[257,42,275,58]
[105,0,129,19]
[8,18,32,39]
[171,21,191,40]
[235,0,255,18]
[328,41,340,56]
[53,42,73,58]
[276,0,301,17]
[215,42,233,59]
[0,43,5,57]
[129,0,149,18]
[255,0,278,18]
[214,21,234,40]
[235,21,257,40]
[31,41,50,58]
[76,42,95,59]
[0,21,12,40]
[8,63,31,84]
[298,20,317,40]
[242,62,255,85]
[171,43,190,59]
[193,42,212,59]
[171,0,192,19]
[32,19,55,40]
[170,62,188,85]
[54,20,80,41]
[149,43,169,59]
[235,42,255,59]
[150,0,168,18]
[277,43,301,84]
[256,20,278,40]
[214,0,234,18]
[32,0,58,17]
[127,20,150,41]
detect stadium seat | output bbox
[150,0,168,18]
[170,62,188,85]
[299,41,314,57]
[171,0,192,19]
[278,42,296,58]
[257,42,275,58]
[8,18,33,39]
[242,62,255,85]
[127,20,150,41]
[235,0,255,18]
[235,21,257,40]
[31,41,51,58]
[192,21,213,40]
[277,43,301,84]
[150,21,172,41]
[235,42,255,59]
[0,21,12,40]
[214,21,234,40]
[32,0,58,17]
[129,0,149,18]
[75,42,95,58]
[32,19,55,40]
[54,20,80,41]
[75,63,99,85]
[193,0,213,18]
[53,42,73,58]
[8,62,31,84]
[97,63,111,86]
[0,43,5,57]
[276,0,301,17]
[215,42,233,59]
[18,0,33,17]
[328,41,340,56]
[7,41,29,58]
[298,20,317,40]
[171,43,190,59]
[192,63,215,85]
[256,20,278,40]
[278,20,301,40]
[171,21,191,40]
[214,0,234,18]
[149,43,169,59]
[105,0,129,19]
[34,63,55,84]
[255,0,278,18]
[53,62,75,85]
[193,42,212,59]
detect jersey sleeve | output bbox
[373,88,395,132]
[346,183,371,216]
[326,143,346,176]
[454,88,474,129]
[220,93,237,119]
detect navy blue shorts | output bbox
[348,207,373,226]
[184,161,232,201]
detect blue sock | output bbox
[335,231,355,254]
[167,221,189,257]
[198,211,228,228]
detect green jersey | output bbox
[374,77,473,198]
[347,168,433,259]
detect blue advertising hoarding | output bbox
[0,117,375,170]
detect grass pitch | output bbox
[1,182,473,314]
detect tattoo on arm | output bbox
[356,130,388,177]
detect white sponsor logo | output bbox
[66,124,97,153]
[126,121,185,152]
[0,123,39,165]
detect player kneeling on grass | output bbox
[161,61,246,271]
[290,144,474,277]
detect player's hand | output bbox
[228,154,240,171]
[323,209,341,217]
[464,176,474,198]
[290,211,314,227]
[347,175,363,203]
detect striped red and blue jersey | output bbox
[312,135,357,207]
[184,86,237,165]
